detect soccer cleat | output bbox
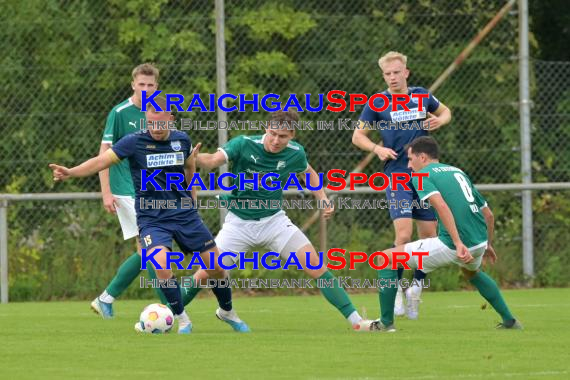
[352,319,379,332]
[371,319,397,332]
[178,321,193,334]
[215,308,250,333]
[496,319,523,330]
[394,287,405,317]
[90,297,114,319]
[405,287,420,320]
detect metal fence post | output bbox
[215,0,228,226]
[0,199,8,303]
[519,0,534,281]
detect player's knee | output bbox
[205,266,226,279]
[461,267,478,280]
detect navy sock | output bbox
[211,278,233,311]
[160,277,184,315]
[414,269,426,280]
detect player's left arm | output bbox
[301,164,334,219]
[425,103,452,132]
[50,150,118,182]
[426,193,472,263]
[475,187,497,264]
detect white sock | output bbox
[99,290,115,303]
[177,311,190,325]
[409,282,423,299]
[347,311,362,325]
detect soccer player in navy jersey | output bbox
[50,96,249,334]
[352,51,452,319]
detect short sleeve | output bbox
[102,110,116,144]
[111,134,137,160]
[413,173,439,201]
[220,136,244,163]
[426,92,441,113]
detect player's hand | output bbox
[320,198,335,219]
[425,113,443,131]
[191,142,202,158]
[483,245,497,265]
[102,192,119,214]
[49,164,71,182]
[373,146,397,161]
[455,242,474,264]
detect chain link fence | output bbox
[1,1,569,300]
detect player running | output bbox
[183,109,376,332]
[352,51,452,319]
[372,136,522,332]
[49,96,248,334]
[91,63,168,318]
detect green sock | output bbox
[106,252,141,298]
[470,271,515,323]
[317,271,357,318]
[146,264,169,305]
[182,277,203,307]
[378,268,398,326]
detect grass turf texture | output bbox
[0,289,568,379]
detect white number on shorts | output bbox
[453,173,475,202]
[143,234,152,247]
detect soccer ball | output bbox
[137,303,174,334]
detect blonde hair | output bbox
[378,51,407,70]
[132,63,159,81]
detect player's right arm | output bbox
[50,150,118,182]
[352,123,397,161]
[98,143,118,213]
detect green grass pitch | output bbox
[1,289,568,379]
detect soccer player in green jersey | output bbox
[372,136,522,331]
[184,110,376,331]
[91,63,168,318]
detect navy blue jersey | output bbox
[359,86,440,176]
[111,130,196,225]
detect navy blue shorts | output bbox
[386,186,436,221]
[139,216,216,254]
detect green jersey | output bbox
[412,163,488,250]
[101,98,145,196]
[220,134,309,220]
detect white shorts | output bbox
[215,210,310,266]
[114,195,138,240]
[404,237,487,273]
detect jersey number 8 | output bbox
[453,173,475,202]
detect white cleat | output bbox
[394,287,405,317]
[405,287,420,320]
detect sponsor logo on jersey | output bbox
[171,140,181,152]
[129,121,137,128]
[146,152,184,167]
[250,155,259,163]
[277,160,286,170]
[390,108,426,122]
[146,145,156,149]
